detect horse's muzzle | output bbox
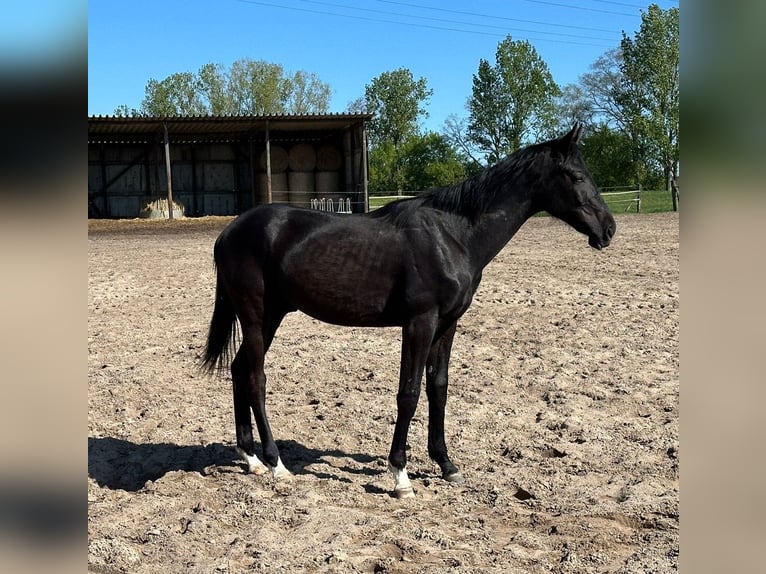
[589,218,616,250]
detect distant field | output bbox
[369,189,676,214]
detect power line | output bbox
[373,0,621,34]
[233,0,617,47]
[296,0,619,41]
[519,0,639,18]
[589,0,678,7]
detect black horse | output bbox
[203,124,615,497]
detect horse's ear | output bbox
[572,123,583,144]
[564,123,583,145]
[556,123,583,156]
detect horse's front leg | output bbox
[388,313,438,498]
[425,321,465,484]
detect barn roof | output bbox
[88,113,372,144]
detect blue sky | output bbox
[87,0,678,132]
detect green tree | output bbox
[401,132,470,191]
[364,68,432,149]
[287,70,332,115]
[555,5,678,188]
[113,103,140,117]
[368,141,398,193]
[620,4,679,189]
[129,58,331,116]
[580,125,640,188]
[197,62,233,114]
[140,72,207,116]
[468,36,560,164]
[362,68,433,191]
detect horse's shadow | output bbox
[88,436,381,492]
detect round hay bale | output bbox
[315,144,343,171]
[258,145,289,172]
[288,171,316,207]
[257,172,289,203]
[315,170,340,193]
[288,143,317,171]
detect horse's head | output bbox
[539,124,616,250]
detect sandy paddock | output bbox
[88,211,678,573]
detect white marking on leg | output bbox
[269,457,292,479]
[236,447,268,475]
[388,463,414,498]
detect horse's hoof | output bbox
[444,472,465,484]
[269,458,292,480]
[273,468,293,480]
[237,448,269,475]
[249,463,269,476]
[394,486,415,499]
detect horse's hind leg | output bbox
[231,347,268,475]
[425,322,464,484]
[240,301,291,479]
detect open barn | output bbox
[88,114,372,219]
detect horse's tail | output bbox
[201,264,238,375]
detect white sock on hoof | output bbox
[236,447,268,475]
[269,457,292,479]
[388,463,414,497]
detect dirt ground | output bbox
[88,211,678,573]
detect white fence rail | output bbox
[370,187,643,213]
[601,185,642,213]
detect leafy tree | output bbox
[361,68,433,191]
[288,70,332,115]
[364,68,432,150]
[620,4,679,189]
[401,132,471,191]
[467,36,560,164]
[141,72,207,116]
[554,5,679,189]
[123,58,332,116]
[197,62,233,114]
[580,125,640,188]
[113,103,140,117]
[368,141,398,193]
[368,133,472,194]
[226,59,290,115]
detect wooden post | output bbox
[163,123,174,220]
[671,176,679,211]
[191,145,198,216]
[361,125,369,213]
[99,144,108,217]
[249,138,256,209]
[637,183,642,213]
[265,121,273,204]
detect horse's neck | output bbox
[465,181,536,273]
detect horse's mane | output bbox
[370,143,544,225]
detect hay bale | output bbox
[139,198,185,219]
[315,144,343,171]
[315,171,340,193]
[288,171,316,207]
[288,143,317,171]
[257,172,289,203]
[258,146,289,172]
